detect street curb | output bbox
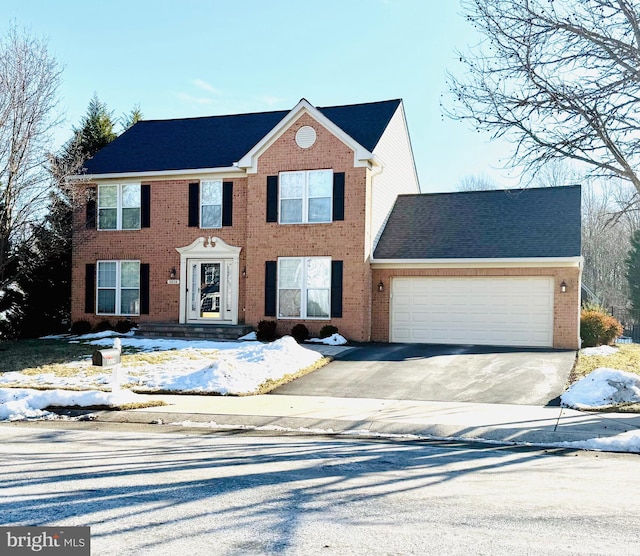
[77,408,624,450]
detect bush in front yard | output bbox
[94,319,113,332]
[580,307,623,347]
[291,323,310,343]
[115,319,137,333]
[256,320,278,342]
[319,324,339,339]
[70,320,92,335]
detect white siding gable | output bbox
[370,103,420,254]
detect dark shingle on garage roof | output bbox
[373,185,581,259]
[82,99,401,175]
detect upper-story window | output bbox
[200,180,223,228]
[188,180,233,228]
[98,184,141,230]
[279,169,332,224]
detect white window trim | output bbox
[200,179,223,229]
[96,260,141,316]
[278,169,333,224]
[97,183,141,231]
[277,256,331,320]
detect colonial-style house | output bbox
[70,98,581,349]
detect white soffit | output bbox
[371,257,583,269]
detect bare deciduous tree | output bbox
[581,180,639,312]
[0,24,62,292]
[447,0,640,193]
[0,24,62,337]
[455,173,501,191]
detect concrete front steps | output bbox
[136,322,253,340]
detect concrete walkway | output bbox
[94,392,640,449]
[79,344,640,450]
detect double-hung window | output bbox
[279,169,332,224]
[98,184,141,230]
[97,261,140,315]
[200,180,223,228]
[278,257,331,319]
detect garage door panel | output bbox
[391,277,554,347]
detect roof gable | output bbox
[81,99,401,176]
[373,186,582,260]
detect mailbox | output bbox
[92,348,121,367]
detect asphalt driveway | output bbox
[273,343,577,406]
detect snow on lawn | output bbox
[86,335,249,352]
[558,430,640,454]
[140,336,322,394]
[561,368,640,409]
[307,333,348,346]
[0,335,324,403]
[0,388,143,421]
[581,345,618,357]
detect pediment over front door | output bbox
[176,236,242,258]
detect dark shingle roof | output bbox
[82,99,401,175]
[373,186,581,259]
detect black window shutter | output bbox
[266,176,278,222]
[222,181,233,226]
[331,260,343,318]
[85,264,95,313]
[333,173,345,221]
[188,182,199,227]
[141,184,151,228]
[265,261,277,316]
[86,187,96,229]
[140,263,150,315]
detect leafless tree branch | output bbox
[446,0,640,195]
[0,23,62,287]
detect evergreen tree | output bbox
[73,93,118,159]
[626,230,640,311]
[121,104,143,131]
[18,95,138,337]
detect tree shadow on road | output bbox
[0,426,582,554]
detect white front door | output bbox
[187,260,226,321]
[177,237,241,325]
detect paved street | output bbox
[1,422,639,555]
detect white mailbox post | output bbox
[92,339,123,393]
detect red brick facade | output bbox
[71,112,374,341]
[243,113,371,340]
[371,266,581,349]
[71,109,581,348]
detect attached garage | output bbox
[371,186,583,349]
[390,276,554,347]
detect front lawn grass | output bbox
[0,338,195,378]
[572,343,640,382]
[0,339,93,374]
[570,343,640,413]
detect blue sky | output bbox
[4,0,517,192]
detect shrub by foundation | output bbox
[256,320,278,342]
[580,306,623,347]
[70,320,92,335]
[291,323,310,343]
[319,324,339,339]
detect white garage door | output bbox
[390,277,554,347]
